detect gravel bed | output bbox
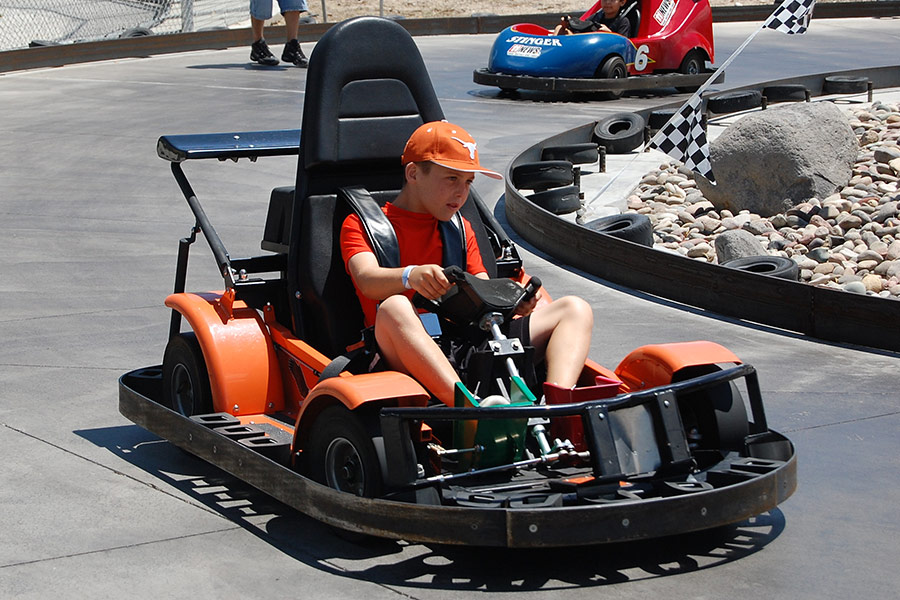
[624,100,900,298]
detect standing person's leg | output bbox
[279,1,309,67]
[527,296,593,389]
[249,0,280,65]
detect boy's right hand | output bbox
[407,264,452,300]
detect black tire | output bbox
[511,160,574,191]
[162,332,213,417]
[823,75,869,94]
[592,112,645,154]
[541,143,599,165]
[648,107,677,132]
[594,55,627,100]
[120,27,152,38]
[585,213,653,246]
[673,365,749,454]
[527,185,581,215]
[306,405,384,498]
[706,90,762,114]
[762,84,809,103]
[676,50,705,93]
[721,255,800,280]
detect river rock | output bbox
[696,102,857,216]
[714,229,768,264]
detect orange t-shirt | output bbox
[340,202,488,327]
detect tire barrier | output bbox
[592,112,645,154]
[541,143,600,165]
[706,89,763,114]
[585,213,654,247]
[504,66,900,353]
[762,84,810,104]
[511,160,574,191]
[823,75,870,94]
[721,256,800,281]
[527,185,582,215]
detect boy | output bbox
[340,121,593,406]
[555,0,632,36]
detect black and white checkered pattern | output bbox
[764,0,816,35]
[650,94,714,182]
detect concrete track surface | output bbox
[2,17,898,599]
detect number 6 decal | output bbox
[634,44,650,71]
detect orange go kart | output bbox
[119,17,795,547]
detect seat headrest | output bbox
[300,17,445,170]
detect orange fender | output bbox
[614,341,741,391]
[293,371,430,450]
[165,292,284,415]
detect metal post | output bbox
[181,0,194,33]
[321,0,328,23]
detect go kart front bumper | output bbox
[119,365,796,547]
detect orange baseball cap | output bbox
[401,121,502,179]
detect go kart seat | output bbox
[621,0,640,38]
[284,16,499,359]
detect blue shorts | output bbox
[250,0,308,21]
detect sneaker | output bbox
[281,39,308,68]
[250,39,279,66]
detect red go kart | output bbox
[474,0,717,97]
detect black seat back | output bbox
[622,0,640,37]
[287,17,444,355]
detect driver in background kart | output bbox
[340,121,593,407]
[554,0,631,36]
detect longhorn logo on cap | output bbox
[451,136,477,160]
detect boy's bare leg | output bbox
[374,295,461,406]
[527,296,594,389]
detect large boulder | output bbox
[696,102,857,216]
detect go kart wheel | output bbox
[823,75,869,94]
[527,185,581,215]
[162,332,213,417]
[762,84,810,103]
[307,405,384,498]
[541,143,599,165]
[511,160,574,191]
[673,365,750,455]
[594,55,627,100]
[592,112,645,154]
[585,213,653,246]
[706,90,762,114]
[676,50,705,93]
[721,255,800,281]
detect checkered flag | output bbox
[764,0,816,35]
[650,94,714,182]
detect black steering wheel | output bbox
[413,266,541,327]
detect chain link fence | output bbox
[0,1,253,50]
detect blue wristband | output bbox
[402,265,416,289]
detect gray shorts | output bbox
[250,0,308,21]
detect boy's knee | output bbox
[374,295,420,329]
[559,295,594,327]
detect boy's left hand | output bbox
[514,288,540,317]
